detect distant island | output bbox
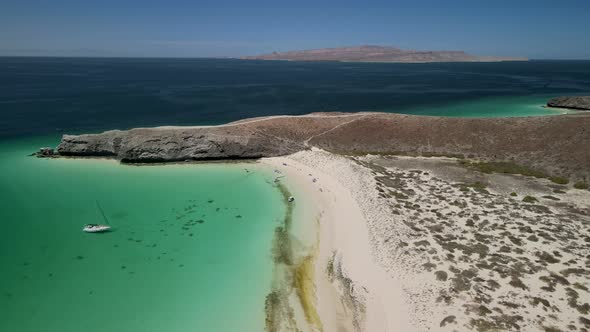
[241,45,528,63]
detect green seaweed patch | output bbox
[326,252,335,280]
[271,226,293,266]
[264,290,295,332]
[293,255,323,331]
[264,182,301,332]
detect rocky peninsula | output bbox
[53,112,590,180]
[547,96,590,111]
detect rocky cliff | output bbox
[547,96,590,111]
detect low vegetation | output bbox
[522,195,538,203]
[294,255,323,331]
[573,181,589,190]
[549,176,569,185]
[460,160,548,178]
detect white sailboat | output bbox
[83,201,112,233]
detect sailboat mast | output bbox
[96,200,110,225]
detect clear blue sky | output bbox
[1,0,589,59]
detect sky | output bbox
[0,0,589,59]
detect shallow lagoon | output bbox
[0,137,287,332]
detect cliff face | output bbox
[241,45,527,63]
[55,112,590,179]
[58,128,301,162]
[56,115,349,162]
[547,96,590,111]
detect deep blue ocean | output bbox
[1,57,590,138]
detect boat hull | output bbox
[83,225,111,233]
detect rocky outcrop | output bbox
[54,112,590,179]
[57,127,303,163]
[547,96,590,111]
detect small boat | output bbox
[83,201,112,233]
[288,196,295,202]
[83,224,111,233]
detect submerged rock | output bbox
[35,147,56,157]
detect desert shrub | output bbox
[549,176,569,185]
[522,195,538,203]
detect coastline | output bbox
[262,149,590,331]
[14,118,590,331]
[261,150,417,332]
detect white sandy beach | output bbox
[262,150,418,332]
[261,149,590,332]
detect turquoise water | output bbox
[0,137,287,332]
[389,94,573,117]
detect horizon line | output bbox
[1,55,590,61]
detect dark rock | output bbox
[56,126,302,163]
[36,147,56,157]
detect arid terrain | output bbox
[53,112,590,180]
[264,149,590,332]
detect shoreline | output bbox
[262,149,590,331]
[18,134,590,331]
[261,150,417,332]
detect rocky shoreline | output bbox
[547,96,590,111]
